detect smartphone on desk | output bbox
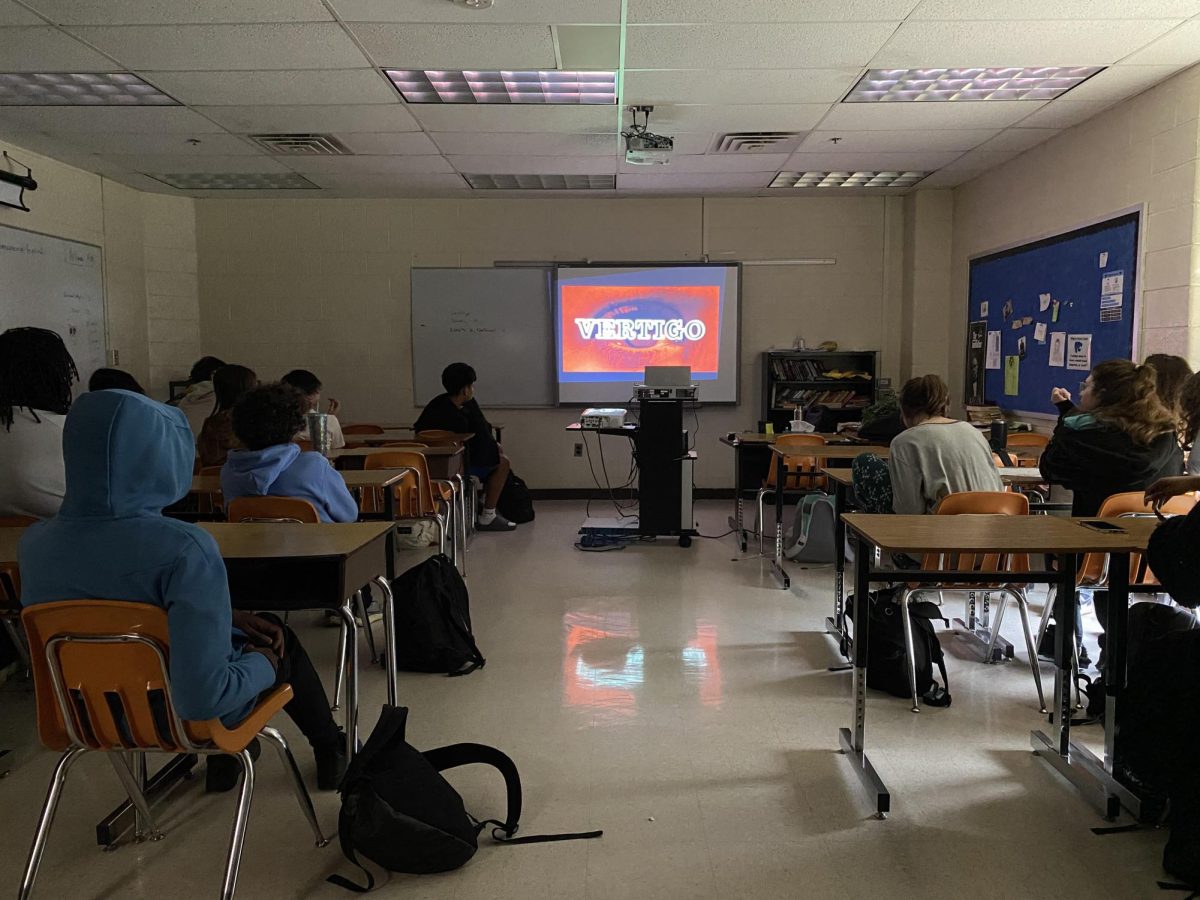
[1079,520,1126,533]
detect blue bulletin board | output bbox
[967,211,1140,416]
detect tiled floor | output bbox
[0,501,1173,898]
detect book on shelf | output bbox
[768,356,874,382]
[772,387,871,410]
[965,405,1003,426]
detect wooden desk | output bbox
[838,512,1157,821]
[356,430,473,446]
[331,444,466,480]
[764,443,889,589]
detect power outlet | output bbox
[573,443,583,457]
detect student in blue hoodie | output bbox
[221,383,358,523]
[18,389,346,791]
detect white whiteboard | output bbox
[411,268,554,407]
[0,224,105,386]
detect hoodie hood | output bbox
[221,444,301,496]
[59,390,194,519]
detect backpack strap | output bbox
[325,823,376,893]
[433,565,487,677]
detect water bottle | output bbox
[306,412,332,456]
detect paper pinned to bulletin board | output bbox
[968,211,1139,416]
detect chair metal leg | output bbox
[435,513,446,556]
[108,754,164,842]
[984,591,1010,663]
[337,602,359,758]
[899,591,920,713]
[756,489,768,557]
[219,748,256,900]
[1071,640,1084,710]
[1012,588,1047,714]
[2,616,31,674]
[1036,584,1055,650]
[331,614,348,712]
[354,591,378,665]
[19,747,85,900]
[258,727,328,848]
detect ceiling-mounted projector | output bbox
[622,105,673,166]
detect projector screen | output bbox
[555,263,741,405]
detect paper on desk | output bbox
[1005,355,1020,395]
[986,331,1001,369]
[1049,332,1066,367]
[1035,322,1047,343]
[1067,334,1091,371]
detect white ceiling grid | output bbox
[0,0,1192,197]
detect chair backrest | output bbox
[1078,491,1198,586]
[295,438,314,452]
[0,516,36,609]
[195,465,223,513]
[923,491,1030,573]
[21,600,191,753]
[381,441,428,448]
[365,450,432,515]
[765,434,828,489]
[342,423,384,435]
[226,495,321,524]
[1006,432,1048,465]
[415,429,461,446]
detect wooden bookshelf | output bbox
[761,349,878,433]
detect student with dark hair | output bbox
[414,362,515,531]
[1180,372,1200,475]
[18,389,346,792]
[174,355,226,438]
[1144,352,1192,434]
[281,368,345,451]
[198,364,257,468]
[887,374,1002,515]
[0,327,79,518]
[87,367,145,395]
[221,383,358,523]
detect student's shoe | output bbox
[206,738,261,793]
[315,732,348,791]
[476,514,516,531]
[1077,645,1092,670]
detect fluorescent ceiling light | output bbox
[845,67,1103,102]
[0,73,177,106]
[146,172,319,191]
[465,174,615,190]
[385,70,617,104]
[770,171,928,189]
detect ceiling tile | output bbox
[328,0,620,25]
[0,26,117,70]
[143,69,398,106]
[1009,99,1116,128]
[937,148,1020,171]
[0,105,226,133]
[665,133,719,154]
[25,0,333,25]
[196,103,419,133]
[0,2,44,26]
[556,25,620,69]
[67,24,369,70]
[625,23,898,69]
[1059,65,1186,102]
[617,172,772,191]
[975,127,1059,151]
[909,0,1200,19]
[332,132,440,155]
[872,20,1184,67]
[431,131,618,156]
[628,1,920,23]
[619,153,790,174]
[911,168,983,187]
[104,153,290,174]
[623,68,860,105]
[31,131,258,155]
[349,24,556,69]
[643,104,829,132]
[446,155,617,175]
[1120,20,1200,65]
[795,128,999,152]
[782,149,963,170]
[820,101,1046,130]
[407,104,617,133]
[283,154,454,174]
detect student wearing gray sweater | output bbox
[888,374,1003,515]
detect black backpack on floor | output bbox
[497,472,534,524]
[328,706,602,892]
[391,554,484,676]
[851,587,951,705]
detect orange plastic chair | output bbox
[756,434,828,555]
[196,465,224,514]
[1006,432,1049,466]
[226,496,320,524]
[342,424,384,435]
[895,491,1045,712]
[365,451,462,569]
[415,429,462,446]
[1035,491,1198,651]
[295,438,314,452]
[0,515,37,673]
[18,600,326,900]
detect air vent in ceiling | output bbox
[249,133,352,155]
[711,132,804,154]
[464,174,615,190]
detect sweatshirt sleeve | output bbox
[1039,428,1080,489]
[888,445,927,516]
[317,459,359,522]
[163,533,275,722]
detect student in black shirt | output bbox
[414,362,516,531]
